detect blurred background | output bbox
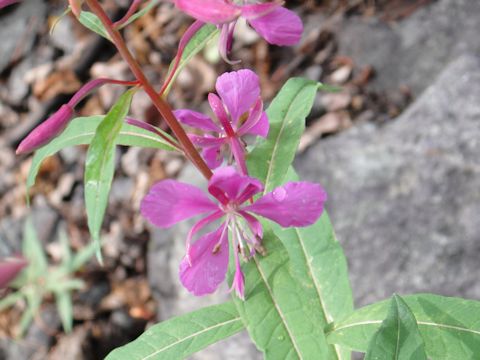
[0,0,479,358]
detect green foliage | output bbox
[327,293,480,359]
[365,294,427,360]
[106,302,244,360]
[77,0,160,40]
[248,79,326,192]
[26,115,176,197]
[237,78,354,359]
[231,227,335,359]
[162,24,219,96]
[2,219,96,336]
[84,89,135,261]
[78,11,110,40]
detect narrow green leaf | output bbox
[22,218,48,279]
[162,24,219,95]
[0,292,24,311]
[119,0,160,28]
[84,90,135,260]
[58,226,72,270]
[365,294,427,360]
[327,293,480,359]
[78,11,110,40]
[26,115,175,196]
[247,78,322,192]
[70,241,98,272]
[232,227,335,360]
[18,290,41,337]
[241,79,353,359]
[106,302,244,360]
[55,290,73,333]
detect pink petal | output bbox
[175,0,240,24]
[174,109,220,132]
[208,93,233,136]
[237,99,269,137]
[16,105,74,154]
[229,137,248,176]
[202,145,224,169]
[215,69,260,123]
[0,256,27,289]
[244,182,327,227]
[189,134,227,148]
[240,2,281,20]
[208,166,263,204]
[140,180,217,228]
[185,210,225,263]
[179,224,229,296]
[248,7,303,46]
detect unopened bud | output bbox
[16,104,74,154]
[0,256,27,289]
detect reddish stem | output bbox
[114,0,143,28]
[85,0,213,180]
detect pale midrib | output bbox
[330,320,480,336]
[263,86,309,193]
[395,308,401,359]
[141,317,242,360]
[294,228,343,360]
[253,256,303,359]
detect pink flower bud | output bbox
[16,104,74,154]
[0,256,27,289]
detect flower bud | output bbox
[16,104,74,154]
[0,256,27,289]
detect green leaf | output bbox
[22,218,48,279]
[55,290,73,333]
[327,293,480,359]
[105,302,244,360]
[70,241,98,271]
[58,226,72,270]
[18,290,41,337]
[240,78,353,359]
[0,292,24,311]
[26,115,175,197]
[162,24,219,96]
[365,294,427,360]
[84,89,135,260]
[78,11,111,40]
[247,78,323,192]
[270,210,354,360]
[232,227,336,360]
[119,0,160,28]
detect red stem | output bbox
[85,0,213,180]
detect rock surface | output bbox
[336,0,480,95]
[295,53,480,306]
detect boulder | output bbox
[295,54,480,306]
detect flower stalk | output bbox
[85,0,213,180]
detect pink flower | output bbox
[141,166,327,299]
[174,0,303,62]
[174,69,268,174]
[0,256,27,289]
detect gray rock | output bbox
[295,54,480,306]
[147,165,261,360]
[0,1,47,73]
[337,0,480,95]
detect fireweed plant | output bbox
[3,0,480,359]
